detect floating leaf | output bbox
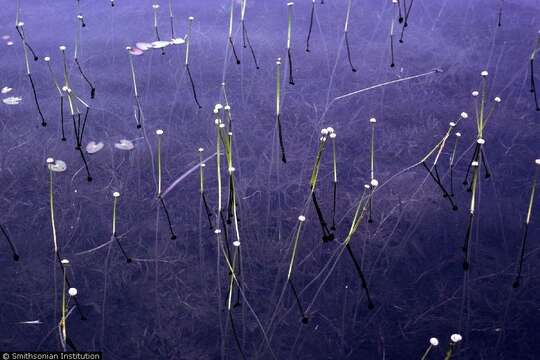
[114,139,134,151]
[86,141,104,154]
[2,96,22,105]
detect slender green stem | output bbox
[49,166,58,254]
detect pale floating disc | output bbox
[2,96,22,105]
[114,139,134,151]
[136,42,152,51]
[1,86,12,94]
[86,141,104,154]
[49,160,67,172]
[170,37,186,45]
[129,47,144,56]
[151,40,170,49]
[6,41,13,46]
[1,35,10,41]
